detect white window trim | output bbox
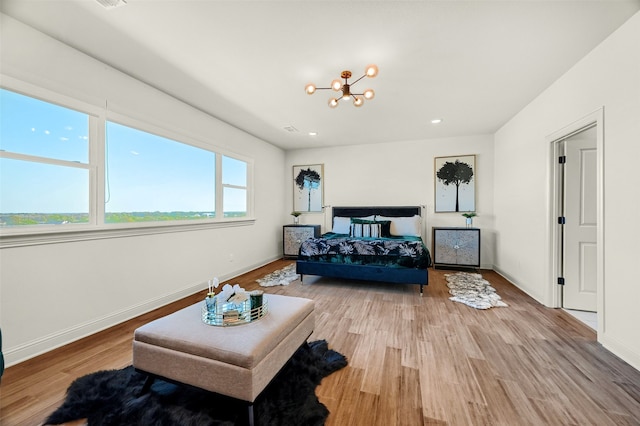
[221,154,251,219]
[0,76,255,248]
[0,219,255,248]
[0,151,90,170]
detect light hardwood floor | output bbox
[1,261,639,425]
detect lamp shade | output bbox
[365,64,379,78]
[305,83,316,95]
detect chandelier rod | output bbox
[310,87,367,95]
[312,71,370,92]
[349,73,367,86]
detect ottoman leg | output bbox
[138,374,155,396]
[247,403,255,426]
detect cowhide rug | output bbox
[45,340,347,426]
[256,263,299,287]
[445,272,508,310]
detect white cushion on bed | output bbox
[332,215,374,234]
[376,215,422,237]
[350,222,381,238]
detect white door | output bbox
[562,126,597,311]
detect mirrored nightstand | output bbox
[283,225,321,259]
[432,227,480,269]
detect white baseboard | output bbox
[492,266,640,373]
[600,334,640,372]
[492,265,548,306]
[4,255,283,367]
[4,281,203,367]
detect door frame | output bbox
[547,108,604,335]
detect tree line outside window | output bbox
[0,87,250,230]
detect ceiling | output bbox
[2,0,639,150]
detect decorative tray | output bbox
[201,298,268,326]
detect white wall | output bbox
[494,12,640,369]
[4,7,638,372]
[0,15,286,365]
[286,135,495,268]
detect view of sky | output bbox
[0,88,246,215]
[105,121,217,213]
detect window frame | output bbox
[221,154,251,218]
[0,76,255,247]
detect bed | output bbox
[296,206,431,295]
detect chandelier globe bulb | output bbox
[365,64,379,78]
[354,97,364,107]
[305,83,316,95]
[331,79,342,91]
[363,89,375,100]
[328,98,339,108]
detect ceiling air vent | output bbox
[95,0,127,9]
[283,126,299,133]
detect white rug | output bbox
[445,272,508,310]
[257,263,300,287]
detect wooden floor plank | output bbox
[377,347,402,425]
[2,262,640,425]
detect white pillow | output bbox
[376,215,422,237]
[332,215,375,234]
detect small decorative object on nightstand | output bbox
[291,211,301,224]
[432,227,480,269]
[283,224,321,259]
[461,212,476,228]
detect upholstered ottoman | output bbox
[132,294,315,424]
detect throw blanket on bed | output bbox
[299,233,431,269]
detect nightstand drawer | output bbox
[283,225,321,258]
[432,227,480,269]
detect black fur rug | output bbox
[45,340,347,426]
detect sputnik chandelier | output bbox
[305,64,378,108]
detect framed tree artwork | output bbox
[293,164,324,212]
[434,155,476,213]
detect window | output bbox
[0,84,253,235]
[222,155,248,218]
[105,121,216,223]
[0,88,89,162]
[0,88,92,226]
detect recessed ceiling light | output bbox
[431,119,442,124]
[308,132,318,136]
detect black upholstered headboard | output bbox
[332,206,421,219]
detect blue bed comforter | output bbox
[298,233,431,269]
